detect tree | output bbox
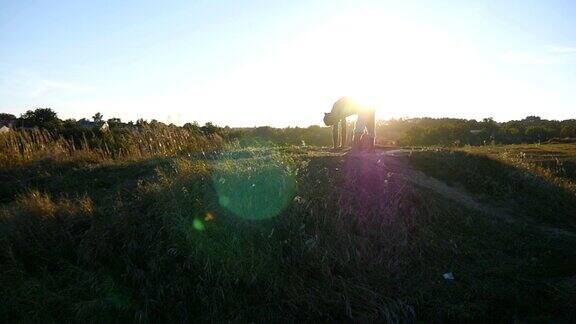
[20,108,60,129]
[107,117,122,124]
[481,117,499,135]
[560,125,576,138]
[93,112,103,123]
[0,113,16,122]
[200,122,219,135]
[523,116,542,123]
[403,126,426,145]
[183,122,201,133]
[525,126,555,142]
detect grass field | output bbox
[1,141,575,322]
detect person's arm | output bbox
[340,118,347,148]
[332,123,339,149]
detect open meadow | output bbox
[1,131,575,322]
[3,1,576,322]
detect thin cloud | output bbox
[501,45,576,65]
[0,69,94,98]
[501,51,564,65]
[546,45,576,54]
[30,79,92,97]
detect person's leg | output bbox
[340,118,347,148]
[365,110,375,151]
[332,123,339,149]
[352,114,366,150]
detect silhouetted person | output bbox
[323,97,375,151]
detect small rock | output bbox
[293,196,304,204]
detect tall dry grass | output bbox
[459,144,576,193]
[0,127,224,168]
[1,147,575,322]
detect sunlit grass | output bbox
[458,143,576,193]
[0,126,223,168]
[1,145,575,322]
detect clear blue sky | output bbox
[1,0,575,126]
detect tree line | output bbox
[225,116,576,147]
[386,116,576,146]
[1,108,575,147]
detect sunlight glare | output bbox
[182,9,501,126]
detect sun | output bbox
[271,8,490,121]
[181,8,491,126]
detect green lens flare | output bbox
[218,195,230,208]
[212,157,296,220]
[192,218,205,231]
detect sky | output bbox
[1,0,575,127]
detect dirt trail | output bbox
[354,149,576,238]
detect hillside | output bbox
[1,144,575,322]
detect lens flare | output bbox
[192,218,205,231]
[204,212,215,221]
[212,156,296,220]
[218,195,230,207]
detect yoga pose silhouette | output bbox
[323,97,375,151]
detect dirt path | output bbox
[353,149,576,238]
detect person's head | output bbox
[323,112,336,126]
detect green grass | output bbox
[1,145,575,322]
[409,144,576,229]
